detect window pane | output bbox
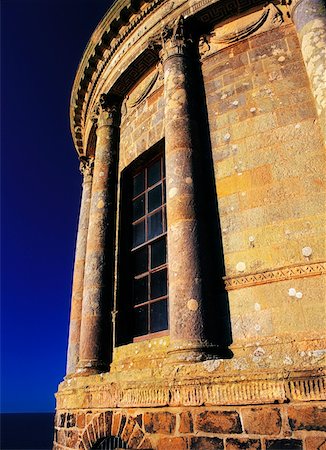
[133,171,145,197]
[133,276,148,304]
[133,247,148,275]
[150,299,168,333]
[148,210,163,240]
[133,220,145,247]
[147,160,161,187]
[151,237,166,269]
[148,185,162,213]
[150,268,167,299]
[133,194,145,221]
[134,305,148,336]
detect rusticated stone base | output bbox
[53,402,326,449]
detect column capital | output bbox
[91,93,120,129]
[153,16,191,62]
[79,156,94,180]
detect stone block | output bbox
[128,426,145,448]
[77,413,86,429]
[87,423,95,446]
[179,411,193,433]
[144,412,176,434]
[196,410,242,433]
[59,413,66,428]
[305,436,326,450]
[66,413,76,428]
[104,411,112,434]
[157,437,187,450]
[288,405,326,431]
[190,436,224,449]
[266,439,303,449]
[111,413,122,436]
[121,416,135,442]
[241,407,282,435]
[138,437,153,449]
[66,430,79,448]
[226,438,261,449]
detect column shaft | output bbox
[291,0,326,144]
[78,96,119,374]
[66,158,93,375]
[162,18,218,361]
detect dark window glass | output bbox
[147,159,161,187]
[150,269,167,299]
[133,247,148,275]
[129,154,168,339]
[133,194,145,221]
[148,185,162,213]
[133,172,145,197]
[151,237,166,269]
[134,276,148,304]
[133,220,145,247]
[134,306,148,336]
[148,210,163,240]
[150,300,168,333]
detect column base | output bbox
[75,359,108,376]
[167,339,233,363]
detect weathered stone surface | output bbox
[196,410,242,433]
[157,437,187,450]
[305,436,326,450]
[190,436,224,449]
[226,438,261,450]
[144,412,176,434]
[241,407,281,435]
[179,411,193,433]
[128,426,145,448]
[288,405,326,431]
[266,439,303,449]
[66,430,79,448]
[77,413,85,429]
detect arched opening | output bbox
[92,436,128,449]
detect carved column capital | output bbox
[159,16,191,62]
[91,94,120,129]
[79,156,94,181]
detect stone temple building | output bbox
[54,0,326,448]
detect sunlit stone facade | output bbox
[55,0,326,448]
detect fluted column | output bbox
[66,157,94,376]
[161,18,219,362]
[290,0,326,145]
[78,94,120,374]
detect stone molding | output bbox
[224,261,326,291]
[56,370,326,409]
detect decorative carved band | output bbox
[57,372,326,409]
[79,156,94,178]
[224,261,326,291]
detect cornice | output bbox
[70,0,268,156]
[70,0,168,156]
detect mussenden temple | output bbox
[54,0,326,449]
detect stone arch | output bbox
[77,412,153,450]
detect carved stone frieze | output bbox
[56,370,326,409]
[199,3,285,57]
[224,261,326,290]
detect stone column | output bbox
[78,94,120,374]
[290,0,326,145]
[66,157,94,376]
[161,17,219,362]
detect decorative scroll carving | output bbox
[57,371,326,409]
[224,262,326,291]
[79,156,94,178]
[200,3,284,57]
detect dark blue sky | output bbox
[1,0,114,412]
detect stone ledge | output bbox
[56,370,325,410]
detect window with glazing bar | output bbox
[130,155,168,339]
